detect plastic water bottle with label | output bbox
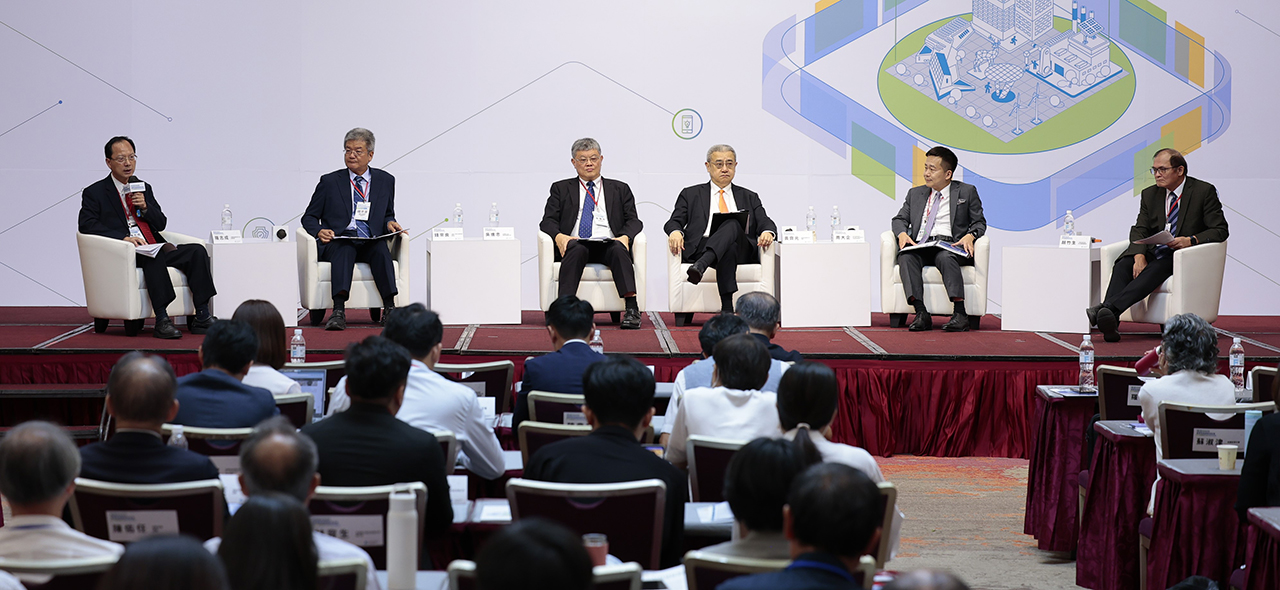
[168,424,188,450]
[453,203,464,228]
[1078,335,1095,393]
[1063,210,1075,236]
[291,329,306,364]
[806,206,817,236]
[830,206,841,238]
[221,204,233,231]
[1230,337,1246,391]
[488,202,500,227]
[589,329,604,354]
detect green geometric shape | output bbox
[1129,0,1167,22]
[851,146,896,198]
[850,120,895,171]
[1120,0,1166,62]
[1133,134,1174,196]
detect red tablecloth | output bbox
[1147,459,1246,590]
[1076,420,1157,590]
[1023,387,1097,552]
[1247,508,1280,590]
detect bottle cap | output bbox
[172,424,183,435]
[295,329,303,335]
[1234,337,1242,344]
[1083,335,1091,340]
[224,204,230,208]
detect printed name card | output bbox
[447,475,469,504]
[106,510,180,542]
[1059,234,1091,249]
[563,412,588,426]
[432,227,464,241]
[478,396,496,421]
[211,455,241,475]
[312,515,385,547]
[1190,428,1245,453]
[832,229,866,243]
[483,227,516,240]
[1127,385,1142,406]
[210,230,243,244]
[780,227,815,243]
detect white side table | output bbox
[426,238,521,325]
[1001,245,1100,333]
[777,241,871,327]
[210,240,299,326]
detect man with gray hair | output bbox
[540,138,645,329]
[302,127,405,331]
[665,144,777,318]
[203,416,381,590]
[737,291,802,362]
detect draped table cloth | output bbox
[1023,386,1097,552]
[1246,508,1280,590]
[1076,420,1157,590]
[1147,458,1246,590]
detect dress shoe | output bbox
[1096,307,1121,342]
[188,315,217,334]
[153,317,182,339]
[380,306,395,326]
[621,308,642,330]
[942,311,970,332]
[1085,304,1103,327]
[686,263,707,285]
[909,311,932,331]
[325,309,347,331]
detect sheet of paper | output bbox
[641,565,688,590]
[478,397,496,421]
[478,502,512,522]
[898,240,971,258]
[210,455,241,475]
[711,501,735,522]
[134,243,165,258]
[696,505,714,523]
[1134,230,1174,245]
[447,475,469,504]
[502,450,523,471]
[221,474,245,512]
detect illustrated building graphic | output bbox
[1015,0,1053,42]
[972,0,1017,43]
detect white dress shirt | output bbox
[243,364,303,397]
[1138,369,1236,514]
[572,177,613,239]
[665,359,788,435]
[206,531,381,590]
[0,514,124,584]
[665,386,781,468]
[346,169,372,232]
[703,183,738,237]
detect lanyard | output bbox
[579,179,599,206]
[351,177,369,201]
[786,560,856,583]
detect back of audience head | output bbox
[231,300,287,370]
[699,313,749,358]
[1167,576,1219,590]
[200,319,260,376]
[476,517,593,590]
[97,535,230,590]
[0,420,80,512]
[217,492,318,590]
[712,332,770,391]
[546,295,595,342]
[787,463,882,560]
[106,351,179,428]
[777,361,840,452]
[344,336,411,405]
[382,303,444,361]
[240,416,319,503]
[582,355,655,432]
[1160,313,1218,375]
[723,437,821,536]
[882,570,971,590]
[736,291,781,336]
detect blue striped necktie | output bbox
[579,181,596,238]
[353,176,371,238]
[1155,191,1179,258]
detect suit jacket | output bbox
[524,425,687,568]
[79,431,219,484]
[890,180,986,241]
[1124,176,1228,258]
[752,333,803,363]
[78,175,169,242]
[718,551,862,590]
[300,403,453,534]
[302,168,396,240]
[173,369,279,428]
[539,177,643,255]
[513,341,606,431]
[663,183,777,261]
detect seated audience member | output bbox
[233,300,303,397]
[719,463,884,590]
[737,291,802,362]
[217,493,318,590]
[0,422,124,585]
[173,319,278,428]
[475,517,594,590]
[1166,576,1220,590]
[513,295,606,431]
[300,336,453,533]
[1138,313,1236,515]
[326,304,505,480]
[665,333,783,469]
[524,355,686,568]
[80,352,218,483]
[702,437,821,560]
[882,570,971,590]
[1236,362,1280,522]
[203,417,380,590]
[661,313,788,445]
[98,535,230,590]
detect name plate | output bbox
[211,455,241,475]
[106,510,180,542]
[1127,385,1142,407]
[1191,428,1244,453]
[563,412,588,426]
[780,230,815,244]
[312,515,384,547]
[432,227,464,241]
[833,229,866,243]
[483,227,516,240]
[1059,234,1091,249]
[211,230,243,244]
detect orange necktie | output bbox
[717,189,728,213]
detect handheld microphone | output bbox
[126,176,146,217]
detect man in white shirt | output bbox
[665,333,782,469]
[203,417,381,590]
[0,421,124,584]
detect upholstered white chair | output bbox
[879,230,990,329]
[77,231,208,336]
[537,232,647,324]
[1099,240,1227,325]
[667,242,777,327]
[297,227,410,326]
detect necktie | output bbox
[1155,191,1180,258]
[122,190,156,244]
[718,189,728,214]
[918,191,942,241]
[579,181,596,238]
[353,176,371,238]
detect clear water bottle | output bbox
[168,424,188,450]
[1230,337,1246,391]
[221,204,233,231]
[1078,335,1095,393]
[589,329,604,354]
[830,205,841,238]
[488,202,500,227]
[291,328,306,364]
[1063,210,1075,236]
[805,206,817,235]
[453,203,464,228]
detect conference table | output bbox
[1023,385,1097,552]
[1146,458,1246,590]
[1076,420,1156,590]
[374,565,689,590]
[1246,507,1280,590]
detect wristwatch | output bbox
[1191,235,1199,245]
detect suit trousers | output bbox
[137,243,216,314]
[1103,253,1175,314]
[318,238,397,303]
[683,218,753,295]
[558,239,637,298]
[897,236,969,303]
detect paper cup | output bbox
[583,533,609,567]
[1218,444,1239,470]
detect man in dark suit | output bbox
[173,319,279,428]
[737,291,803,363]
[80,352,218,483]
[302,128,404,331]
[665,144,777,314]
[77,136,217,339]
[1088,149,1229,342]
[301,336,453,536]
[524,355,686,568]
[890,145,986,332]
[540,138,645,329]
[513,295,606,431]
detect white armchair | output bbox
[77,231,208,336]
[537,232,647,323]
[879,230,990,330]
[667,243,777,327]
[1099,240,1227,325]
[297,227,410,326]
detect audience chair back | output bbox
[432,430,460,475]
[309,482,427,570]
[317,557,368,590]
[687,436,746,503]
[527,391,585,425]
[517,421,592,465]
[1097,365,1143,421]
[682,550,792,590]
[1158,401,1275,460]
[1251,366,1277,403]
[592,562,644,590]
[445,559,477,590]
[506,478,667,569]
[69,478,225,543]
[0,555,118,590]
[874,482,898,569]
[161,424,255,474]
[435,360,516,414]
[275,392,316,427]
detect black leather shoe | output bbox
[686,263,706,285]
[381,306,395,326]
[153,317,182,339]
[188,315,216,334]
[1086,304,1103,327]
[1096,307,1121,342]
[942,311,970,332]
[621,308,642,330]
[909,311,932,331]
[325,309,347,331]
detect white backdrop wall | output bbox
[2,0,1278,317]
